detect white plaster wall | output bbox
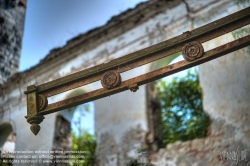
[200,33,250,144]
[94,66,148,144]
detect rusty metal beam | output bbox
[37,7,250,97]
[38,35,250,115]
[24,7,250,135]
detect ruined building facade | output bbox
[0,0,250,166]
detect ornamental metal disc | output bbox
[38,94,48,110]
[182,41,204,62]
[101,70,121,90]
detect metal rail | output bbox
[24,7,250,135]
[39,35,250,115]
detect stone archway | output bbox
[149,52,181,72]
[146,51,207,151]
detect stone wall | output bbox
[0,0,26,84]
[150,133,249,165]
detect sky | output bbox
[20,0,147,135]
[20,0,148,72]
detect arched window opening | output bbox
[51,89,96,165]
[70,102,96,165]
[71,102,95,136]
[147,54,210,149]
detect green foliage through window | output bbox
[232,27,250,53]
[71,130,96,166]
[155,70,210,146]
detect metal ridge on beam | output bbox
[35,7,250,95]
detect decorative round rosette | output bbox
[182,41,204,61]
[101,70,121,90]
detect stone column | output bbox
[0,0,26,84]
[94,68,149,166]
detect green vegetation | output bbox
[155,70,210,146]
[232,27,250,53]
[233,0,250,54]
[234,0,250,6]
[71,130,96,166]
[70,103,96,166]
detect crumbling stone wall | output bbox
[150,133,249,165]
[0,0,26,84]
[0,0,249,166]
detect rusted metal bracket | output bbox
[24,85,45,135]
[24,7,250,135]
